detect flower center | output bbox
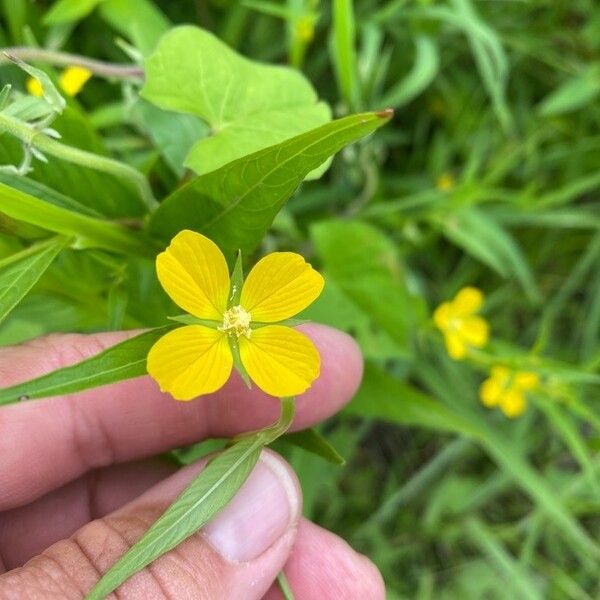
[219,305,252,339]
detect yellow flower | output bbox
[433,287,489,360]
[436,172,455,192]
[58,65,92,96]
[26,65,92,99]
[480,366,540,418]
[26,77,44,97]
[147,230,324,400]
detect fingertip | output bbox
[294,324,363,426]
[264,519,385,600]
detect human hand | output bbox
[0,324,384,599]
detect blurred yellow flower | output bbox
[436,172,455,191]
[480,366,539,418]
[147,230,324,400]
[26,77,44,97]
[433,287,489,360]
[59,65,92,96]
[26,65,92,99]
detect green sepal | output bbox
[167,314,220,328]
[229,249,244,307]
[253,317,311,328]
[229,335,252,389]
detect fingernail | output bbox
[202,452,300,562]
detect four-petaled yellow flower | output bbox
[433,287,489,360]
[147,230,324,400]
[27,65,92,98]
[480,366,539,418]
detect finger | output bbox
[0,450,302,599]
[263,519,385,600]
[0,459,177,571]
[0,323,362,510]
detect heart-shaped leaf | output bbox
[141,25,330,176]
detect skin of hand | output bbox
[0,324,385,599]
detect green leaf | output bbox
[98,0,170,56]
[283,428,346,465]
[44,0,104,24]
[0,108,145,218]
[0,236,67,326]
[0,181,155,257]
[348,362,483,437]
[0,173,103,218]
[301,278,405,361]
[465,518,542,600]
[538,66,600,117]
[380,35,439,108]
[0,327,170,406]
[442,207,540,303]
[85,435,262,600]
[85,397,295,600]
[311,219,425,352]
[330,0,359,109]
[148,111,393,257]
[141,25,331,176]
[129,99,208,177]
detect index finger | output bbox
[0,324,362,511]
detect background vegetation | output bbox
[1,0,599,597]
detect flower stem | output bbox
[0,112,158,211]
[0,48,143,80]
[277,571,295,600]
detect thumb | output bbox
[0,450,301,599]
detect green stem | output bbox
[277,571,296,600]
[0,47,143,80]
[0,112,158,211]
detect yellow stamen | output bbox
[219,305,252,339]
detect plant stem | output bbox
[277,571,295,600]
[0,47,143,80]
[0,112,158,211]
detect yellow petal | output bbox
[59,65,92,97]
[147,325,232,401]
[515,371,539,391]
[156,230,230,320]
[452,287,484,316]
[26,77,43,98]
[459,316,489,348]
[433,302,453,331]
[480,378,502,407]
[240,252,324,322]
[239,325,320,397]
[501,389,526,418]
[444,331,467,360]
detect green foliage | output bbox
[86,396,296,600]
[148,111,392,257]
[0,327,169,405]
[0,236,67,325]
[0,1,599,597]
[142,25,331,176]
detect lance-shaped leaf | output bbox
[0,327,170,405]
[148,110,393,257]
[85,397,296,600]
[0,182,155,256]
[0,236,68,326]
[141,25,330,176]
